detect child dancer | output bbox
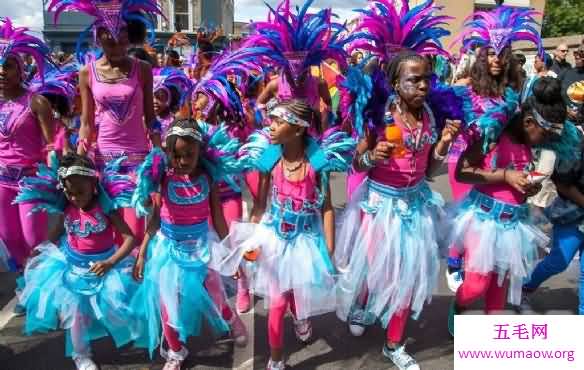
[214,99,355,370]
[335,2,459,368]
[49,0,165,245]
[0,18,56,271]
[16,153,138,370]
[153,67,193,138]
[439,5,545,291]
[447,77,573,333]
[131,118,247,369]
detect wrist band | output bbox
[432,147,447,161]
[360,151,375,169]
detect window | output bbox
[175,0,189,31]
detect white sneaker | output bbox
[266,358,286,370]
[293,319,312,343]
[348,308,367,337]
[162,346,188,370]
[446,269,463,293]
[73,356,98,370]
[518,292,534,313]
[382,344,420,370]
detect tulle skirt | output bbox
[335,179,445,327]
[131,225,229,356]
[213,212,337,320]
[449,189,549,305]
[19,239,137,356]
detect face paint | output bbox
[396,60,431,108]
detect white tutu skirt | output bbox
[335,179,445,327]
[213,214,337,320]
[19,239,137,356]
[449,189,549,305]
[132,225,229,356]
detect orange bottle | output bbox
[385,123,406,158]
[243,248,260,262]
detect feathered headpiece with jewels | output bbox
[0,17,55,82]
[349,0,452,61]
[30,64,78,110]
[454,5,543,57]
[153,67,193,108]
[243,0,350,83]
[48,0,164,51]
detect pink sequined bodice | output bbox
[272,161,318,210]
[64,204,114,254]
[160,173,210,225]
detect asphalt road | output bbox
[0,171,580,370]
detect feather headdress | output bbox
[0,17,55,82]
[243,0,350,82]
[453,5,543,57]
[349,0,452,61]
[153,67,194,108]
[29,64,78,109]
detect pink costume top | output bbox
[369,108,437,188]
[89,58,149,157]
[159,173,210,226]
[276,74,321,111]
[272,161,319,210]
[159,113,174,139]
[447,88,504,164]
[64,204,115,254]
[54,121,67,153]
[0,92,44,187]
[475,133,533,205]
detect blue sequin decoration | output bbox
[167,176,209,205]
[65,212,108,238]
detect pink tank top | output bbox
[277,74,321,111]
[272,161,318,210]
[160,173,210,225]
[0,92,44,167]
[369,109,436,188]
[159,113,174,138]
[89,58,149,154]
[475,133,533,205]
[64,204,115,254]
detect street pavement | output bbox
[0,171,580,370]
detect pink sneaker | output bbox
[229,314,249,347]
[236,288,251,314]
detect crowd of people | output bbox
[1,1,584,370]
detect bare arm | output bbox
[47,215,65,244]
[320,177,335,257]
[133,198,161,280]
[256,79,278,106]
[318,79,332,130]
[90,211,136,276]
[455,141,505,185]
[250,173,271,223]
[210,183,229,239]
[77,66,95,155]
[140,61,161,148]
[426,120,461,177]
[352,135,375,173]
[30,94,56,165]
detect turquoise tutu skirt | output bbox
[335,179,445,327]
[131,221,229,357]
[213,204,337,320]
[19,238,138,356]
[448,189,549,305]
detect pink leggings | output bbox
[357,287,411,343]
[0,185,47,267]
[447,161,472,260]
[268,291,298,349]
[244,171,260,204]
[456,271,508,313]
[218,195,250,293]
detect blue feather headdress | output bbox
[349,0,452,61]
[153,67,193,109]
[29,63,79,111]
[243,0,350,83]
[453,6,543,57]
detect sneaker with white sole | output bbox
[266,358,286,370]
[73,355,98,370]
[162,346,188,370]
[382,344,420,370]
[293,319,312,343]
[517,292,534,313]
[229,314,249,347]
[348,308,367,337]
[446,269,463,293]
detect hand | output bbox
[90,260,114,277]
[504,170,530,194]
[371,141,395,162]
[525,182,543,197]
[440,120,462,145]
[133,256,145,281]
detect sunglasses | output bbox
[574,51,584,58]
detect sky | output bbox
[0,0,368,33]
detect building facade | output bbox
[43,0,235,53]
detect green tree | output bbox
[541,0,584,38]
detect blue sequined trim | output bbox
[263,193,321,241]
[361,180,439,219]
[64,212,109,238]
[462,189,529,226]
[167,176,209,205]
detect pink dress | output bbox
[64,204,115,254]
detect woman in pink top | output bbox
[0,18,55,270]
[49,0,164,247]
[447,78,567,336]
[15,153,137,370]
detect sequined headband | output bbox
[166,126,203,142]
[533,110,563,135]
[57,166,98,180]
[269,106,310,127]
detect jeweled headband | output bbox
[269,106,310,127]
